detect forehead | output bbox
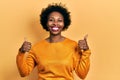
[48,11,63,18]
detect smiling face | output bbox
[47,11,64,35]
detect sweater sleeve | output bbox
[73,46,91,79]
[16,49,36,77]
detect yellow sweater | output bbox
[16,38,91,80]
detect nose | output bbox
[53,21,58,26]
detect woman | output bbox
[16,3,91,80]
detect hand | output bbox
[78,34,89,50]
[19,38,32,53]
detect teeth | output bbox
[52,27,58,30]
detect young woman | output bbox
[16,3,91,80]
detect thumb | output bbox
[24,37,28,42]
[84,34,88,41]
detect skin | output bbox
[46,11,65,43]
[19,11,89,53]
[78,34,89,50]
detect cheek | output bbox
[47,21,51,26]
[46,22,52,29]
[60,22,64,27]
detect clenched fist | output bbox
[78,35,89,50]
[19,40,32,53]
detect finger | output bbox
[84,34,88,40]
[24,37,27,42]
[24,37,31,45]
[23,44,31,50]
[25,42,31,45]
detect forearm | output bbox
[75,50,91,79]
[16,52,35,77]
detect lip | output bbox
[52,27,59,30]
[50,26,59,31]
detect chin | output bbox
[51,32,61,36]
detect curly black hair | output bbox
[40,3,71,31]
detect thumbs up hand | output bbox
[19,38,32,53]
[78,34,89,50]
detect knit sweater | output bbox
[16,38,91,80]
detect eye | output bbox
[58,19,63,22]
[48,18,54,22]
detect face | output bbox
[47,11,64,35]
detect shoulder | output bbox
[32,39,47,49]
[66,38,77,44]
[65,38,78,47]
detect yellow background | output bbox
[0,0,120,80]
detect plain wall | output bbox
[0,0,120,80]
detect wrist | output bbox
[19,48,26,53]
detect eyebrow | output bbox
[48,16,63,19]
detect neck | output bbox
[48,34,64,43]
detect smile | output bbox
[51,26,59,31]
[52,27,59,30]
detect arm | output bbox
[16,50,36,77]
[16,40,36,77]
[74,35,91,79]
[74,49,91,79]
